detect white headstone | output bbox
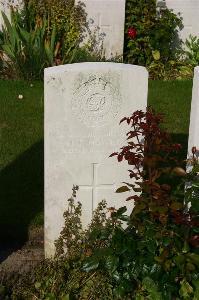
[188,66,199,157]
[164,0,199,42]
[76,0,126,59]
[45,62,148,257]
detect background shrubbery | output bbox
[0,0,104,80]
[125,0,183,66]
[0,0,199,80]
[124,0,198,79]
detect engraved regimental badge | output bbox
[72,74,122,127]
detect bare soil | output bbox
[0,227,44,282]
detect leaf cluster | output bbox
[0,9,62,80]
[84,108,199,299]
[149,34,199,80]
[25,0,87,52]
[124,0,184,79]
[184,35,199,67]
[0,0,103,79]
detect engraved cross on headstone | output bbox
[78,163,115,211]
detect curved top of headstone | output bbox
[44,62,148,76]
[44,62,148,130]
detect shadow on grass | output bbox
[0,140,44,248]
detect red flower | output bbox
[128,27,137,39]
[127,27,137,39]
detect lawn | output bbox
[148,80,193,159]
[0,80,44,242]
[0,79,193,242]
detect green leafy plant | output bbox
[0,9,62,79]
[148,59,193,80]
[0,1,106,79]
[83,108,199,299]
[25,0,87,61]
[124,0,183,79]
[185,35,199,66]
[169,35,199,80]
[176,34,199,78]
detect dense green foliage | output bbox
[124,0,183,65]
[26,0,86,45]
[89,109,199,299]
[185,35,199,67]
[157,34,199,80]
[0,0,104,79]
[124,0,196,79]
[22,0,88,65]
[0,10,59,80]
[0,0,198,80]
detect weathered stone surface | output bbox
[45,62,148,257]
[75,0,126,59]
[188,66,199,157]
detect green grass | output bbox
[0,79,193,242]
[148,80,192,135]
[148,80,193,159]
[0,80,44,242]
